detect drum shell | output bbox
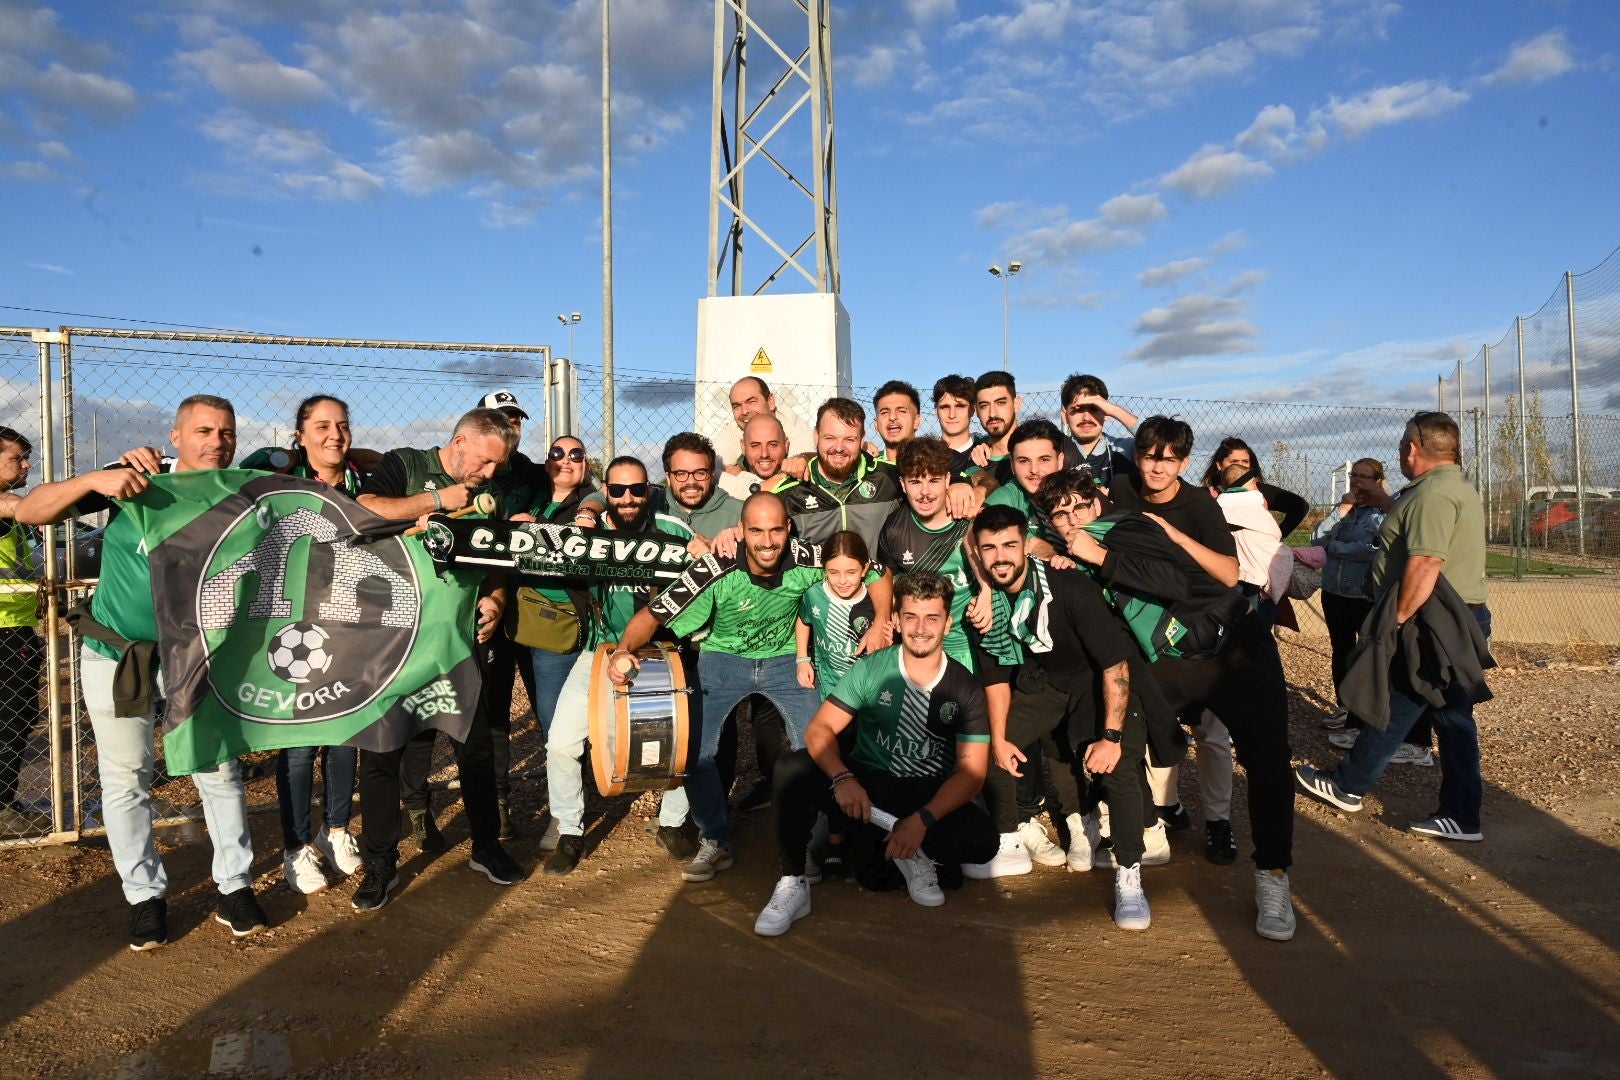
[588,643,692,796]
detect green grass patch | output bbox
[1485,552,1604,577]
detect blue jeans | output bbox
[275,744,357,849]
[687,652,823,848]
[81,645,255,903]
[1330,607,1491,830]
[526,647,581,741]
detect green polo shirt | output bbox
[1370,464,1487,605]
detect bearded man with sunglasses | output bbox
[541,456,699,875]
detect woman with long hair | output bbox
[243,395,366,894]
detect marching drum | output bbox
[588,643,694,796]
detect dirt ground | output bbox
[2,638,1618,1080]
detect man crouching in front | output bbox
[754,571,998,936]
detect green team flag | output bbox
[142,470,483,774]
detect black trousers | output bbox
[1322,591,1430,747]
[988,680,1146,867]
[402,636,518,808]
[772,749,997,877]
[717,695,789,797]
[360,704,502,863]
[1148,613,1293,871]
[982,683,1082,834]
[0,627,41,807]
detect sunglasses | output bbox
[607,482,650,498]
[548,446,587,463]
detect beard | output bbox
[607,503,648,531]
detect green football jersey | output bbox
[650,540,827,659]
[797,581,877,697]
[875,506,977,671]
[828,646,990,779]
[591,512,694,646]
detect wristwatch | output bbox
[1101,728,1124,744]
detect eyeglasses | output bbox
[668,468,712,482]
[548,446,587,463]
[607,482,649,497]
[1350,472,1379,481]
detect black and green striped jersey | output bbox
[828,646,990,779]
[797,582,876,697]
[875,506,977,670]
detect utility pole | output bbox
[601,0,616,457]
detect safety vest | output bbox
[0,519,37,628]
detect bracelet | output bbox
[917,807,937,829]
[431,488,443,512]
[796,657,813,665]
[827,770,854,790]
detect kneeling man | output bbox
[754,572,998,936]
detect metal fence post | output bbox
[1566,270,1585,556]
[1516,315,1529,579]
[30,330,66,836]
[1482,344,1492,518]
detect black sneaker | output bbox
[214,887,269,938]
[128,897,168,951]
[1158,803,1193,832]
[411,808,446,853]
[656,826,697,861]
[544,835,587,876]
[734,781,773,815]
[498,799,514,841]
[1205,819,1239,866]
[470,844,523,885]
[819,842,848,881]
[352,860,400,911]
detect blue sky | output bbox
[2,0,1617,415]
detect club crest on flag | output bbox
[194,484,423,724]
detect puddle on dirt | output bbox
[113,1025,382,1077]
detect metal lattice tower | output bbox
[707,0,840,297]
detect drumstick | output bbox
[612,651,638,684]
[404,492,496,535]
[869,807,899,832]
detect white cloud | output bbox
[1009,212,1145,264]
[199,109,384,201]
[1160,144,1273,198]
[1099,192,1167,225]
[1484,29,1575,86]
[1138,256,1210,288]
[26,261,73,275]
[1311,79,1469,139]
[1124,269,1266,362]
[176,34,330,109]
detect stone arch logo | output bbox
[195,488,421,724]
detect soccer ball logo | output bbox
[268,622,333,684]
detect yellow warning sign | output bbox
[750,347,773,373]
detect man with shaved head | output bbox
[718,413,792,499]
[716,376,815,487]
[613,491,892,883]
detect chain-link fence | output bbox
[7,299,1618,849]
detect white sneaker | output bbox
[1113,863,1151,931]
[1093,820,1174,869]
[1255,869,1297,941]
[1142,820,1171,866]
[681,839,734,882]
[895,850,945,907]
[313,828,362,878]
[962,832,1033,879]
[539,816,561,852]
[1064,812,1099,872]
[1390,744,1434,766]
[1327,728,1360,750]
[283,845,328,895]
[753,875,812,936]
[1017,818,1066,867]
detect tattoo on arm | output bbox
[1103,660,1130,728]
